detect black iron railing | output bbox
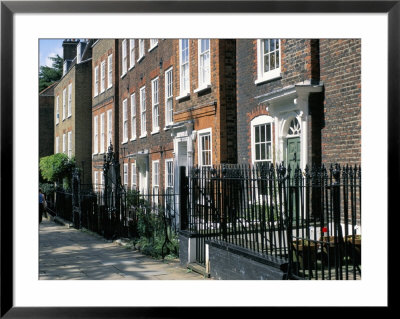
[55,186,180,258]
[187,163,361,280]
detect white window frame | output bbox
[121,39,127,76]
[94,66,99,96]
[197,128,212,167]
[139,86,147,138]
[55,136,59,154]
[138,39,145,62]
[122,98,128,143]
[165,159,174,190]
[55,95,59,124]
[250,115,274,164]
[151,77,160,134]
[123,163,129,189]
[93,115,98,154]
[107,109,112,147]
[130,93,136,140]
[255,39,281,84]
[165,67,173,127]
[131,163,137,190]
[67,131,72,158]
[67,83,72,117]
[196,39,211,92]
[62,133,66,154]
[62,88,66,120]
[107,54,113,89]
[178,39,190,98]
[149,39,158,51]
[100,113,105,153]
[129,39,135,69]
[100,60,106,93]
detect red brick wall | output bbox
[320,39,361,166]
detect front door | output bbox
[287,137,300,175]
[287,137,301,221]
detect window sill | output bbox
[194,84,211,94]
[254,72,281,85]
[137,55,145,63]
[176,92,190,101]
[121,140,128,145]
[128,65,135,71]
[107,85,113,90]
[148,44,158,52]
[130,137,136,142]
[151,130,160,135]
[100,89,105,94]
[120,73,127,79]
[164,125,173,131]
[139,133,147,139]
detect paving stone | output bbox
[39,219,208,281]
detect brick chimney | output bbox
[62,39,79,61]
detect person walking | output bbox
[39,188,46,223]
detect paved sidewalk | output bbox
[39,218,208,280]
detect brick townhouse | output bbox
[236,39,361,171]
[54,39,94,185]
[91,39,119,192]
[171,38,237,173]
[39,81,57,158]
[118,39,175,198]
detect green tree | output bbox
[39,153,76,189]
[39,54,63,92]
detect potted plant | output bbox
[319,227,345,267]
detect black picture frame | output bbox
[1,0,395,317]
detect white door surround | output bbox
[256,81,323,170]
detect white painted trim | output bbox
[250,115,274,164]
[179,39,190,97]
[194,84,211,94]
[148,39,158,52]
[197,39,211,89]
[197,127,212,167]
[175,92,190,100]
[255,39,282,84]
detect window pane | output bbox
[276,39,279,49]
[256,144,260,160]
[264,55,269,72]
[270,53,275,70]
[261,143,266,160]
[266,123,271,141]
[270,39,275,51]
[267,143,271,159]
[255,126,260,143]
[261,125,265,142]
[263,39,269,53]
[276,51,279,68]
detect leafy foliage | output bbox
[125,190,179,259]
[39,182,55,197]
[39,54,63,92]
[39,153,76,183]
